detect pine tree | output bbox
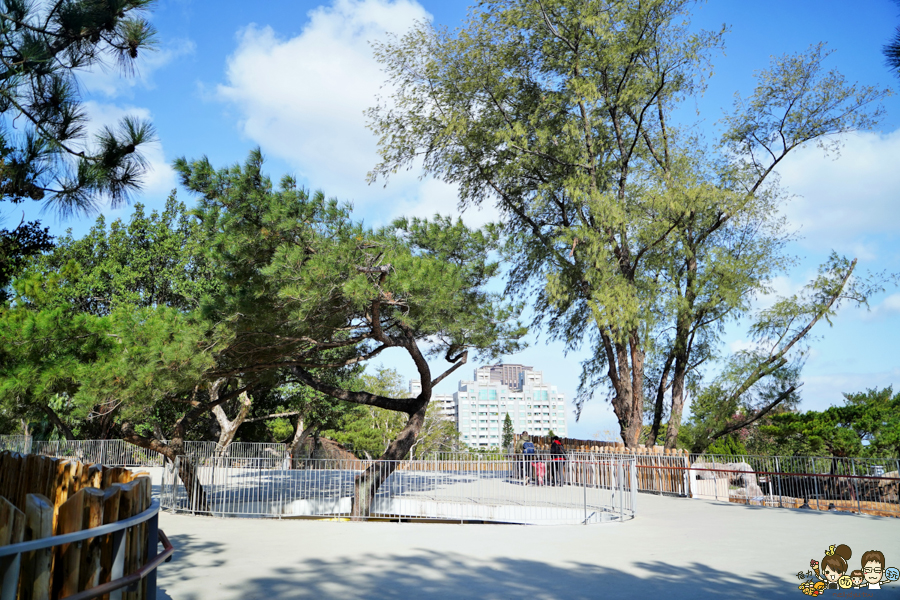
[0,0,158,215]
[502,413,514,450]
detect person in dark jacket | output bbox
[549,436,567,486]
[514,432,534,481]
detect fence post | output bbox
[583,460,588,524]
[775,457,783,508]
[145,510,160,597]
[850,460,861,515]
[24,435,32,455]
[0,554,22,600]
[109,526,127,600]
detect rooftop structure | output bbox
[475,363,533,392]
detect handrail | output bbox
[0,499,171,600]
[0,499,161,557]
[62,530,174,600]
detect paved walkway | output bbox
[155,493,900,599]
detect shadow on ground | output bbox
[157,532,816,600]
[156,533,227,600]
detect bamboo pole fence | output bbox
[0,451,151,600]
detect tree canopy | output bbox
[757,387,900,458]
[0,195,223,441]
[367,0,890,448]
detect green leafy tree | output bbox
[0,218,53,303]
[502,412,514,449]
[758,387,900,458]
[367,0,889,448]
[324,366,459,460]
[322,367,409,458]
[0,196,223,439]
[884,4,900,78]
[172,150,525,516]
[705,434,748,457]
[0,0,158,313]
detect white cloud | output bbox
[216,0,493,227]
[861,292,900,321]
[776,129,900,253]
[79,39,195,98]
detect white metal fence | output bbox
[160,454,638,525]
[688,453,900,515]
[28,439,166,466]
[0,435,30,453]
[2,435,895,516]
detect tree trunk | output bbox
[38,404,76,441]
[627,336,645,448]
[287,413,315,468]
[212,388,252,455]
[351,400,427,519]
[647,353,674,447]
[664,321,690,450]
[121,427,211,514]
[664,363,687,450]
[609,333,645,449]
[665,255,697,450]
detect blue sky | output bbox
[7,0,900,440]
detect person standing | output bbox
[550,436,567,486]
[515,431,535,483]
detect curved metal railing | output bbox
[0,499,173,600]
[160,454,637,525]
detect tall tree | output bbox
[174,150,525,516]
[367,0,889,448]
[0,0,158,308]
[884,0,900,78]
[502,412,514,450]
[0,217,52,302]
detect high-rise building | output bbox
[476,363,533,392]
[455,367,567,448]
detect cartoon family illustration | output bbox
[798,545,899,595]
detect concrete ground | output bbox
[154,493,900,599]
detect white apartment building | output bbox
[454,366,567,448]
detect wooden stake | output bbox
[84,465,103,490]
[20,493,53,600]
[0,495,25,546]
[52,461,73,533]
[99,484,123,600]
[55,488,86,599]
[117,481,139,600]
[126,477,150,600]
[78,488,105,593]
